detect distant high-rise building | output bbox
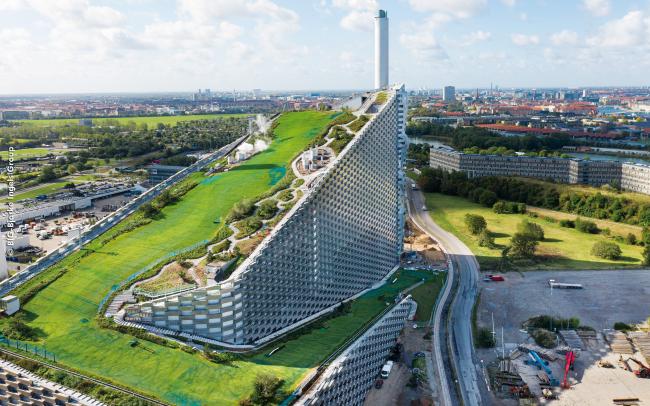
[443,86,456,103]
[374,10,389,89]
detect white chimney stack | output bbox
[374,9,389,89]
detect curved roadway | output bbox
[406,179,489,406]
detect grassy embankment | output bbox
[424,193,644,271]
[0,148,68,159]
[0,111,440,405]
[14,114,248,127]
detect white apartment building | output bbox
[429,147,627,189]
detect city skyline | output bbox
[1,0,650,94]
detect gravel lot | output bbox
[478,270,650,344]
[477,270,650,405]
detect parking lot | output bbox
[478,270,650,344]
[7,193,132,275]
[477,270,650,404]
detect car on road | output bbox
[421,205,428,211]
[374,379,383,389]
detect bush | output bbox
[477,229,495,248]
[643,245,650,266]
[348,115,370,132]
[509,233,538,258]
[531,328,557,348]
[139,203,160,219]
[227,198,256,222]
[626,233,637,245]
[591,241,622,260]
[526,315,580,331]
[240,374,286,406]
[209,225,233,245]
[479,190,498,207]
[277,189,293,202]
[464,214,487,235]
[576,218,599,234]
[2,318,40,341]
[614,322,634,332]
[476,327,496,348]
[493,201,526,214]
[211,239,231,254]
[256,200,278,220]
[235,217,263,239]
[203,346,241,365]
[517,219,544,241]
[559,219,575,228]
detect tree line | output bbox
[418,167,650,227]
[406,122,575,152]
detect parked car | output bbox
[374,379,384,389]
[381,361,394,379]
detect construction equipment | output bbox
[561,350,575,388]
[627,358,650,379]
[527,350,560,386]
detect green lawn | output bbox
[14,114,249,128]
[408,273,446,323]
[424,193,645,271]
[248,269,436,369]
[8,111,339,405]
[0,147,66,159]
[1,181,70,203]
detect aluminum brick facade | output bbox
[296,297,414,406]
[124,87,407,344]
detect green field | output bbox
[424,193,645,270]
[7,111,344,405]
[0,181,71,203]
[14,114,248,128]
[0,147,66,159]
[408,273,446,323]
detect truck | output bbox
[548,279,583,289]
[380,361,394,379]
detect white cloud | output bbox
[408,0,487,19]
[461,30,491,45]
[331,0,377,31]
[501,0,516,6]
[582,0,610,17]
[406,0,487,31]
[519,12,528,21]
[400,30,448,61]
[587,11,650,47]
[550,30,579,46]
[339,10,375,31]
[143,20,242,49]
[511,33,540,46]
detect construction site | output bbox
[478,270,650,405]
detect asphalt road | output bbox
[406,180,489,406]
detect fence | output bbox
[97,239,209,313]
[134,283,197,299]
[0,134,249,298]
[0,335,57,362]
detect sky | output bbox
[0,0,650,94]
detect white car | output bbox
[421,205,428,211]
